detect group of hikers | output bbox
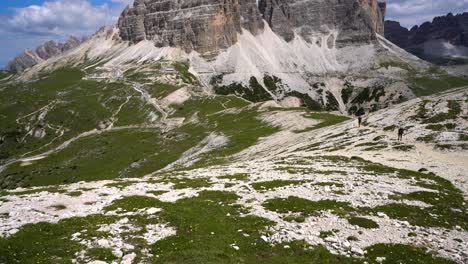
[357,115,405,141]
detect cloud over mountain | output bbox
[386,0,468,27]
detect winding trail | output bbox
[129,82,168,121]
[0,125,155,174]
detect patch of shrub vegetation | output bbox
[263,197,355,217]
[263,75,282,92]
[459,134,468,141]
[417,133,436,143]
[348,217,379,229]
[325,92,340,111]
[296,113,350,133]
[365,244,455,264]
[410,75,468,96]
[383,125,397,132]
[286,91,323,111]
[341,82,354,105]
[174,63,196,84]
[251,180,309,191]
[214,77,273,103]
[426,123,456,131]
[423,100,462,123]
[351,86,386,105]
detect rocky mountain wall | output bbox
[385,12,468,64]
[258,0,386,46]
[118,0,264,57]
[119,0,386,53]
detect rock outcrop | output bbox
[385,12,468,64]
[118,0,386,54]
[258,0,386,45]
[6,37,85,73]
[118,0,264,57]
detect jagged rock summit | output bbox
[118,0,387,56]
[6,37,85,73]
[259,0,386,45]
[118,0,265,57]
[385,12,468,64]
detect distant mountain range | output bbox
[5,36,86,73]
[385,12,468,65]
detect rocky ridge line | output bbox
[385,12,468,64]
[5,36,86,73]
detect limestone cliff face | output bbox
[118,0,264,57]
[258,0,386,46]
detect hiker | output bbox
[398,127,405,141]
[358,116,362,127]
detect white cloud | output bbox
[0,0,132,68]
[3,0,127,36]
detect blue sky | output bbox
[1,0,467,69]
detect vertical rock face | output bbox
[118,0,264,57]
[258,0,386,46]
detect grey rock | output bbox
[5,49,42,73]
[118,0,264,57]
[5,36,85,73]
[118,0,387,55]
[258,0,386,46]
[385,12,468,64]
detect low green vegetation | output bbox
[283,215,306,223]
[296,113,350,133]
[287,91,323,111]
[319,230,335,239]
[348,217,379,229]
[219,173,249,181]
[383,125,397,132]
[0,67,153,162]
[410,76,468,96]
[314,182,345,188]
[379,61,415,72]
[417,133,437,143]
[0,214,121,263]
[0,129,199,189]
[393,145,415,151]
[423,100,462,123]
[269,156,468,231]
[0,71,11,80]
[412,100,431,119]
[2,191,451,263]
[49,204,67,211]
[356,142,382,148]
[0,93,278,189]
[263,197,355,217]
[251,180,309,191]
[351,86,386,105]
[174,63,196,84]
[426,123,456,131]
[341,82,354,105]
[146,82,181,99]
[213,76,273,103]
[365,244,455,264]
[171,177,211,189]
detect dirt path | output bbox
[129,82,168,121]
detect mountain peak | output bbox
[5,36,86,73]
[118,0,386,55]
